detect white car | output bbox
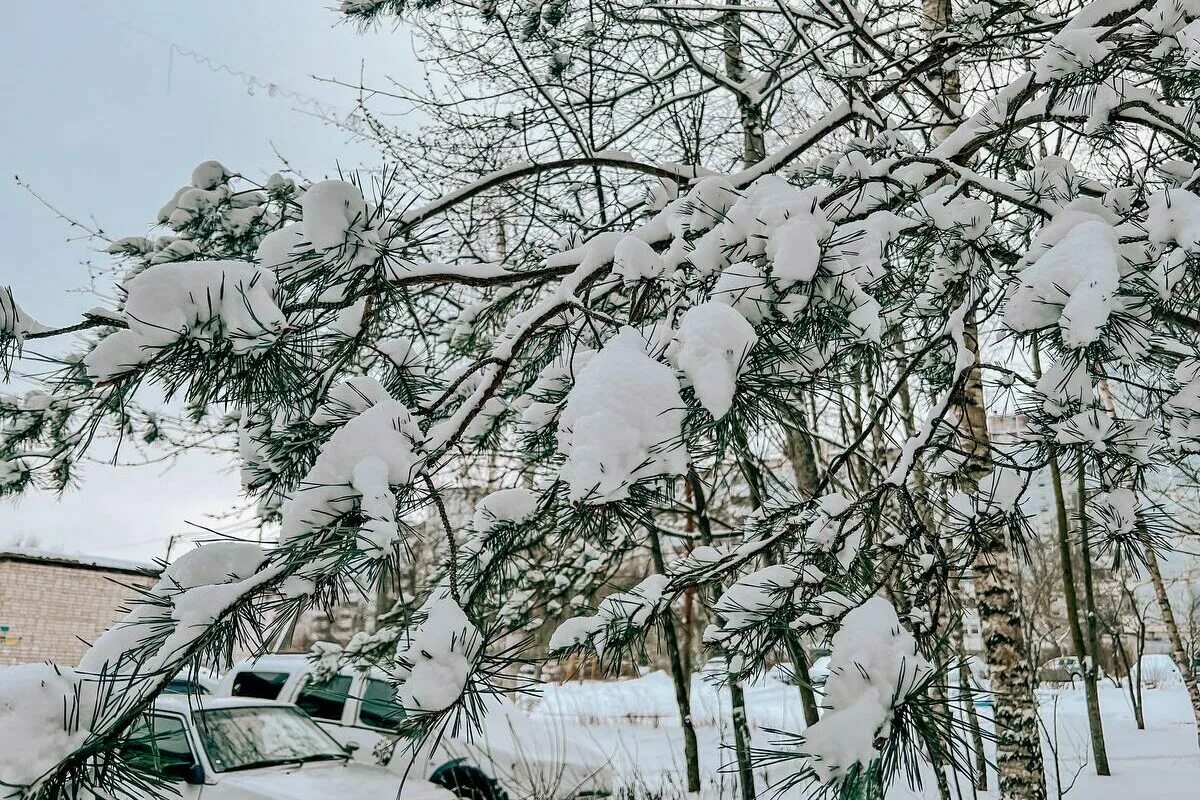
[215,654,612,799]
[124,696,453,800]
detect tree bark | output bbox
[1075,455,1111,775]
[963,313,1047,800]
[1033,341,1109,776]
[649,529,702,792]
[1146,547,1200,747]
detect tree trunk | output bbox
[724,0,822,731]
[1146,547,1200,746]
[1033,340,1109,777]
[649,530,702,792]
[1045,450,1110,775]
[963,313,1047,800]
[722,1,766,166]
[1074,455,1111,775]
[690,469,755,799]
[782,424,826,730]
[1110,628,1143,730]
[951,609,989,791]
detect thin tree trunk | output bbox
[951,607,989,791]
[1033,341,1109,777]
[725,0,822,730]
[690,469,755,800]
[720,9,760,795]
[1146,548,1200,746]
[1074,455,1111,775]
[1095,376,1200,740]
[1109,627,1143,730]
[782,424,827,730]
[1046,450,1110,774]
[649,529,702,792]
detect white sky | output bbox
[1,1,418,562]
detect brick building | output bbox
[0,548,159,666]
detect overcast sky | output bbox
[1,1,418,562]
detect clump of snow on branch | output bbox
[1147,188,1200,253]
[471,487,540,535]
[802,597,931,782]
[1003,219,1121,348]
[556,328,688,503]
[0,542,268,790]
[0,287,49,346]
[667,303,757,419]
[83,260,286,382]
[550,574,671,656]
[279,379,424,575]
[0,665,91,787]
[79,541,269,677]
[712,564,801,632]
[392,594,481,714]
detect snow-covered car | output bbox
[123,696,453,800]
[215,654,612,799]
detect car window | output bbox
[359,678,405,730]
[296,674,352,722]
[195,706,346,773]
[165,679,209,695]
[123,714,197,781]
[230,670,290,700]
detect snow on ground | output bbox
[524,672,1200,799]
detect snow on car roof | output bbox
[153,695,296,713]
[228,652,388,679]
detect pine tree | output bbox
[4,3,1200,800]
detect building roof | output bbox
[0,546,160,577]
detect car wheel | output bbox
[431,764,507,800]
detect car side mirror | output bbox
[343,741,361,757]
[183,764,206,786]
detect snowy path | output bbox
[525,674,1200,799]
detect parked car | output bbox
[164,669,219,696]
[1039,656,1084,684]
[215,654,612,800]
[123,696,454,800]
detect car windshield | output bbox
[194,706,346,772]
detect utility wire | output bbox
[67,0,354,124]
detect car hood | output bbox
[218,761,454,800]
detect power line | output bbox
[68,0,354,125]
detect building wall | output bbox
[0,558,155,666]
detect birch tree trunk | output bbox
[923,0,1046,788]
[962,313,1047,800]
[1146,548,1200,747]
